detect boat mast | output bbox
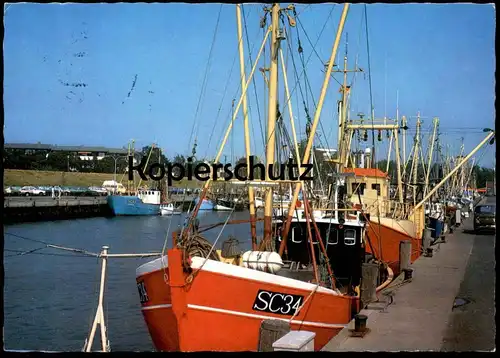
[424,117,439,198]
[262,3,280,245]
[411,130,495,213]
[126,140,132,194]
[411,113,421,206]
[236,4,258,249]
[338,41,349,173]
[402,115,407,167]
[136,144,155,192]
[393,123,404,203]
[279,3,350,256]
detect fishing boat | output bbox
[160,202,182,216]
[108,189,161,216]
[135,4,395,351]
[107,143,162,216]
[193,196,215,210]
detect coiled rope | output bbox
[181,233,221,269]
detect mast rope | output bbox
[187,4,223,154]
[286,15,337,155]
[242,4,266,150]
[363,3,384,261]
[4,232,99,257]
[212,9,263,162]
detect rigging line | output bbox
[5,232,99,257]
[364,3,383,259]
[295,4,312,17]
[203,32,240,159]
[242,4,264,152]
[211,15,262,160]
[4,247,46,257]
[283,11,338,148]
[296,15,341,91]
[278,3,338,116]
[187,4,224,153]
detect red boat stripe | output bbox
[142,303,347,329]
[142,303,172,311]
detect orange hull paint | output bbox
[365,220,421,274]
[137,249,359,352]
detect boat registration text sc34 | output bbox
[252,289,304,316]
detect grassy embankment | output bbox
[3,169,202,188]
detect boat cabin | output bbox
[138,189,161,205]
[274,217,366,294]
[343,168,390,217]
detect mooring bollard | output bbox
[360,263,379,308]
[354,314,368,333]
[423,228,433,257]
[258,319,290,352]
[399,240,412,273]
[403,268,414,280]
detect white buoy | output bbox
[242,251,283,274]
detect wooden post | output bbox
[360,263,379,308]
[258,319,290,352]
[399,240,412,273]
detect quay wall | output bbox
[3,196,113,224]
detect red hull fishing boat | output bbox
[136,3,394,351]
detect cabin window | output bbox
[310,229,319,245]
[344,229,356,246]
[291,227,302,243]
[371,183,381,196]
[326,229,338,245]
[352,183,366,195]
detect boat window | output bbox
[311,229,319,245]
[371,183,381,196]
[326,229,338,245]
[344,229,356,246]
[291,227,302,243]
[352,183,366,195]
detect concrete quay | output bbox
[4,196,107,208]
[321,197,495,352]
[3,196,112,224]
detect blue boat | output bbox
[193,196,215,210]
[107,189,161,216]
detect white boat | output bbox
[160,203,181,216]
[213,203,233,211]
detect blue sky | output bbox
[4,3,496,167]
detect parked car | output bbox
[89,186,108,196]
[53,186,71,195]
[19,186,46,196]
[473,204,496,233]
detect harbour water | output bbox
[4,211,261,351]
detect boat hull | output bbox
[365,217,421,275]
[194,197,215,210]
[160,208,182,216]
[107,195,160,216]
[136,250,359,352]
